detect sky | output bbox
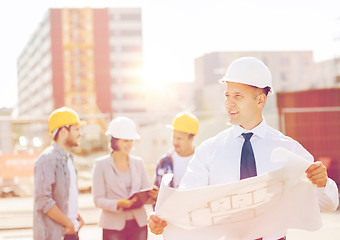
[1,0,340,108]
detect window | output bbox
[280,57,290,66]
[111,30,142,36]
[122,45,142,52]
[335,75,340,83]
[120,14,140,21]
[280,72,288,81]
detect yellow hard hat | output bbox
[48,107,85,135]
[168,112,199,135]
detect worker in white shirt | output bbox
[34,107,85,240]
[147,57,339,240]
[154,112,199,189]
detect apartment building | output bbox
[17,8,145,117]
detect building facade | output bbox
[277,89,340,186]
[0,108,13,154]
[17,8,145,117]
[313,58,340,88]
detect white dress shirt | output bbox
[180,120,339,240]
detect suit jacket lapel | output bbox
[128,156,139,196]
[109,155,127,197]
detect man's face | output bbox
[172,130,193,156]
[65,124,82,147]
[224,82,265,130]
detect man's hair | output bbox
[188,133,195,139]
[53,126,71,141]
[263,86,271,96]
[251,86,271,97]
[110,137,120,151]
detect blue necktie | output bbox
[240,133,257,180]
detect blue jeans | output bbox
[256,237,286,240]
[103,220,147,240]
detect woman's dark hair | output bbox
[110,137,120,151]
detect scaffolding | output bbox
[61,8,108,133]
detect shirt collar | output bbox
[52,142,72,160]
[231,118,268,139]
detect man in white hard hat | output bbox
[154,112,199,189]
[148,57,339,239]
[34,107,85,240]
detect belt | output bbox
[256,237,286,240]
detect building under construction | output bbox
[17,8,145,119]
[15,8,145,152]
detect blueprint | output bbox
[154,147,322,240]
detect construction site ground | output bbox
[0,193,339,240]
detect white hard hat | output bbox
[219,57,273,92]
[105,116,140,140]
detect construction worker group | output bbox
[33,57,339,240]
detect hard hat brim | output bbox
[79,120,87,126]
[105,131,141,140]
[166,124,197,135]
[49,120,87,135]
[218,78,274,94]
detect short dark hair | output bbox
[188,133,195,139]
[263,86,271,96]
[251,86,271,97]
[53,126,71,141]
[110,137,120,151]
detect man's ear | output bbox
[58,127,68,138]
[257,93,266,107]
